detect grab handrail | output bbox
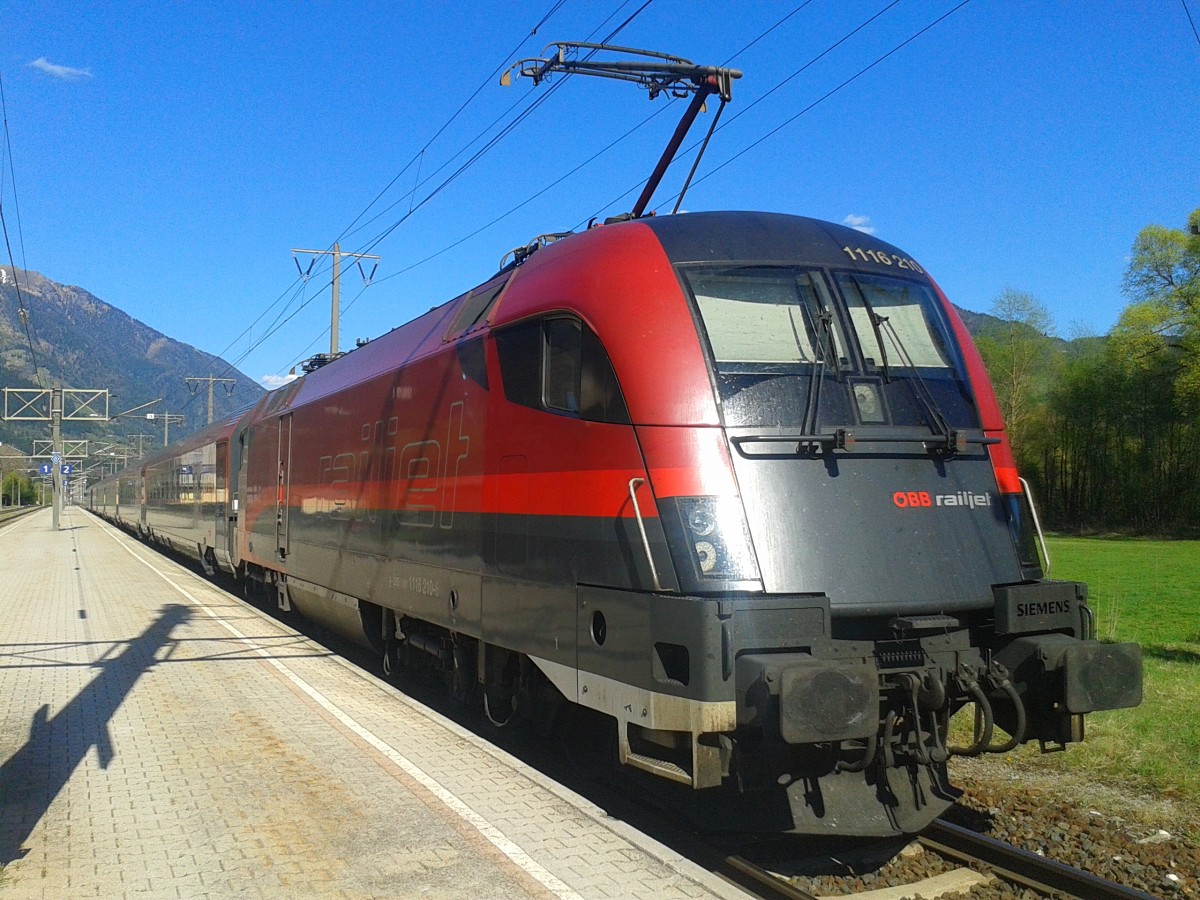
[627,478,663,591]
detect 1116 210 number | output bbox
[842,246,925,273]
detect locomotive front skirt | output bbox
[90,211,1142,837]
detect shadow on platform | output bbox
[0,603,191,865]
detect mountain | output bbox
[953,305,1007,335]
[0,266,263,456]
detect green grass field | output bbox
[988,537,1200,811]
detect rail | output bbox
[921,819,1161,899]
[720,856,819,900]
[0,505,44,525]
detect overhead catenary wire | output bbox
[215,5,598,380]
[231,0,966,390]
[279,1,940,378]
[338,1,648,247]
[578,0,907,223]
[315,2,822,319]
[1184,0,1200,49]
[252,3,658,383]
[720,1,817,66]
[0,69,42,389]
[190,0,583,405]
[0,71,30,277]
[279,96,680,376]
[341,0,655,261]
[677,0,972,203]
[330,0,575,253]
[575,0,969,223]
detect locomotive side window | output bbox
[494,321,541,408]
[457,337,489,389]
[543,318,582,413]
[580,325,630,423]
[495,317,630,424]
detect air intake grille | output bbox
[875,641,925,670]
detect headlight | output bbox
[674,496,760,584]
[688,506,716,536]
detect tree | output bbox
[1,470,35,507]
[1116,206,1200,409]
[974,289,1059,458]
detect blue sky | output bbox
[5,1,1199,388]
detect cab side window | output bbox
[543,318,582,413]
[495,316,630,424]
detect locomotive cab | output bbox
[535,212,1144,835]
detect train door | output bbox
[214,439,230,566]
[276,414,292,560]
[139,466,148,532]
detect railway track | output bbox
[720,854,820,899]
[918,819,1161,900]
[0,505,42,525]
[721,818,1163,899]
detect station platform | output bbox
[0,507,746,899]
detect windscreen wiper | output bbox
[845,275,961,454]
[800,306,840,441]
[852,282,892,383]
[877,317,964,454]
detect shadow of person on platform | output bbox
[0,603,192,865]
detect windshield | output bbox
[683,265,979,430]
[837,272,956,374]
[690,268,847,367]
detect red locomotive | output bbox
[91,210,1142,836]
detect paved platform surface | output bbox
[0,507,747,899]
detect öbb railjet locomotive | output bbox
[90,212,1142,836]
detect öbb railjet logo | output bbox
[892,490,992,509]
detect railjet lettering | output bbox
[934,491,991,509]
[1016,599,1071,617]
[892,490,992,509]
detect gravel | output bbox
[776,759,1200,898]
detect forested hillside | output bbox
[974,207,1200,534]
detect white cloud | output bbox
[28,57,92,81]
[842,214,876,236]
[260,373,298,389]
